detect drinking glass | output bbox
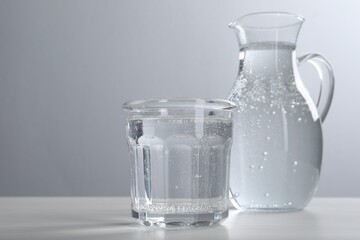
[123,98,236,227]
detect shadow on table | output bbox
[17,208,229,240]
[226,209,321,239]
[30,221,229,240]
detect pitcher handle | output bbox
[297,53,335,122]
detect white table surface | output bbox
[1,197,359,240]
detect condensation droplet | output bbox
[272,111,276,115]
[266,125,271,129]
[195,174,202,178]
[293,161,298,166]
[265,193,270,197]
[263,157,267,161]
[291,105,295,108]
[249,165,255,169]
[263,152,268,156]
[175,186,179,189]
[259,165,264,170]
[233,192,239,197]
[297,118,302,122]
[288,202,292,206]
[266,136,271,141]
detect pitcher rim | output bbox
[229,12,305,30]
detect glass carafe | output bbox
[228,12,334,211]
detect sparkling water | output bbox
[126,117,232,225]
[228,42,322,211]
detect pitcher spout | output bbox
[229,12,304,47]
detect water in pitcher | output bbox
[127,117,232,218]
[228,42,322,210]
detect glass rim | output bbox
[123,98,237,112]
[229,12,305,30]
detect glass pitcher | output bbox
[228,12,334,211]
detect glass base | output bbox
[132,209,228,228]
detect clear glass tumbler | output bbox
[123,98,236,227]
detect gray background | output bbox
[0,0,358,197]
